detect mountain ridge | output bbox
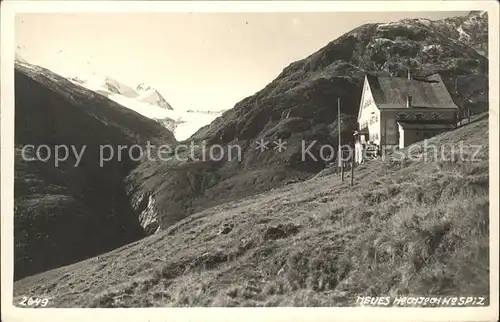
[67,75,174,110]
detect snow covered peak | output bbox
[135,82,173,110]
[66,73,223,141]
[67,75,128,95]
[66,74,173,110]
[15,53,29,64]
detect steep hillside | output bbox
[13,114,489,307]
[126,11,488,234]
[14,61,176,280]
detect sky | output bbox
[15,11,467,112]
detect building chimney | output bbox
[406,95,412,108]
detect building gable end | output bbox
[358,76,379,123]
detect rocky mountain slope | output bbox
[13,114,490,307]
[429,10,488,57]
[67,74,224,141]
[126,11,489,234]
[14,61,176,280]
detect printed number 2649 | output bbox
[19,297,49,307]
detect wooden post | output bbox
[341,158,345,181]
[351,133,355,186]
[338,97,342,178]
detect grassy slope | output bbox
[13,115,489,307]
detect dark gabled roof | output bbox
[366,73,458,109]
